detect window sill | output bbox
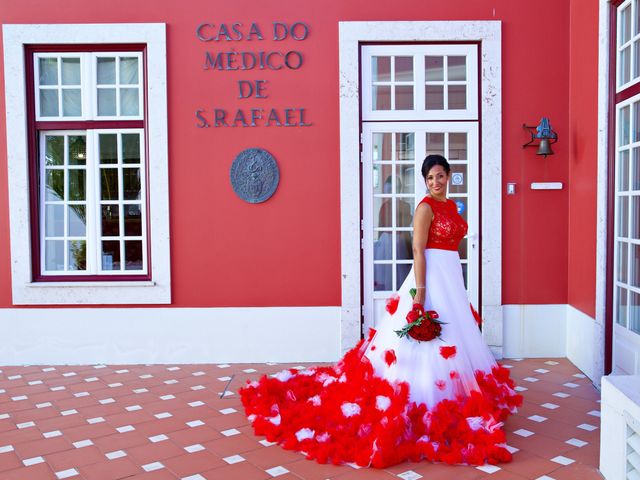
[27,281,156,288]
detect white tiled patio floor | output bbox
[0,358,603,479]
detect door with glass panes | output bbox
[361,44,479,333]
[612,0,640,375]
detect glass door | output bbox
[361,122,479,332]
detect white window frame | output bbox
[362,44,479,121]
[3,23,170,305]
[617,0,640,92]
[613,92,640,370]
[38,129,148,277]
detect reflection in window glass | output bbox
[102,240,121,270]
[426,132,445,156]
[448,56,466,81]
[39,58,58,85]
[97,58,116,85]
[374,264,392,291]
[124,240,143,270]
[396,263,412,289]
[620,150,630,191]
[61,58,81,85]
[630,291,640,334]
[619,241,629,284]
[40,89,59,117]
[425,85,444,110]
[120,57,139,84]
[394,56,413,81]
[68,240,86,271]
[372,56,391,82]
[425,56,443,81]
[617,287,628,326]
[396,133,414,161]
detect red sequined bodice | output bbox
[419,196,468,251]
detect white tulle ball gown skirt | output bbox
[241,248,522,468]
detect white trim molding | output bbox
[0,307,342,364]
[503,304,568,359]
[2,23,171,304]
[339,21,503,355]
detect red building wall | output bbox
[568,0,599,318]
[0,0,572,308]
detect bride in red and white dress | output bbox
[240,155,522,468]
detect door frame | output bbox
[338,21,503,356]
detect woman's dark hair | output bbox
[421,154,450,179]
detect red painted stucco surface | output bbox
[567,0,599,318]
[0,0,578,308]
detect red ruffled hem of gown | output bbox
[240,335,523,468]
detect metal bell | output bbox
[536,138,554,157]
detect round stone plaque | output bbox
[230,148,280,203]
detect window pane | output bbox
[631,243,640,288]
[455,198,468,221]
[97,58,116,84]
[374,231,392,260]
[100,134,118,164]
[373,86,391,110]
[68,205,86,236]
[394,56,413,81]
[620,150,630,191]
[374,263,392,291]
[45,240,64,271]
[396,165,415,194]
[630,291,640,334]
[425,85,444,110]
[449,164,468,194]
[102,240,121,270]
[98,88,117,116]
[39,89,59,117]
[619,241,629,283]
[396,263,411,288]
[621,5,632,44]
[122,134,141,164]
[396,197,414,227]
[39,58,58,85]
[68,170,86,201]
[449,132,468,160]
[425,56,443,81]
[395,86,413,110]
[621,106,631,146]
[120,57,139,84]
[448,56,466,81]
[123,168,141,200]
[448,85,467,110]
[617,287,628,326]
[61,58,81,85]
[102,205,120,236]
[636,40,640,81]
[396,133,414,161]
[124,204,142,236]
[373,164,392,194]
[62,89,81,117]
[120,88,139,116]
[622,46,632,85]
[101,169,119,200]
[124,240,143,270]
[373,133,392,161]
[45,204,64,237]
[459,237,468,260]
[45,136,64,166]
[426,132,445,156]
[68,135,86,166]
[68,240,86,271]
[631,196,640,239]
[45,170,64,201]
[619,196,629,237]
[372,56,391,82]
[374,197,392,228]
[633,148,640,190]
[396,232,413,260]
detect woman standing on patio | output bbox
[240,155,522,468]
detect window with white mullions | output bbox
[38,129,147,276]
[41,133,88,273]
[95,54,143,118]
[617,0,640,90]
[97,131,146,273]
[36,54,84,119]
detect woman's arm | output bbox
[412,202,432,306]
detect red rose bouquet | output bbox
[394,290,445,342]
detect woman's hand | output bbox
[413,288,425,306]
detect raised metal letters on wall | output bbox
[230,148,280,203]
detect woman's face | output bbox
[426,164,450,196]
